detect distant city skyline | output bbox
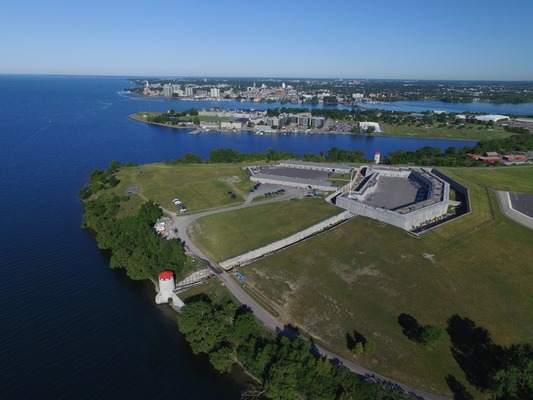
[1,0,532,81]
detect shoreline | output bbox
[128,113,482,142]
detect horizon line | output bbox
[1,72,533,83]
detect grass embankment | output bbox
[380,123,512,141]
[188,198,341,262]
[110,163,252,214]
[238,167,533,397]
[131,112,231,124]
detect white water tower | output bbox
[155,271,185,308]
[374,151,381,164]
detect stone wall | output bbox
[336,195,449,231]
[219,211,353,270]
[250,175,336,192]
[431,169,471,214]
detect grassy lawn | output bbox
[440,166,533,193]
[188,198,341,262]
[381,123,512,141]
[110,163,254,213]
[238,168,533,397]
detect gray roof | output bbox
[282,160,355,171]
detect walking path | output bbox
[163,190,449,400]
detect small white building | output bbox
[155,271,185,307]
[359,121,382,133]
[221,121,244,130]
[475,114,510,123]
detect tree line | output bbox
[164,146,367,165]
[384,132,533,166]
[79,161,186,280]
[178,295,412,400]
[146,108,199,125]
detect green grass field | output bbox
[381,123,512,141]
[110,163,253,213]
[441,166,533,193]
[188,198,341,262]
[101,161,533,396]
[237,167,533,397]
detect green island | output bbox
[80,141,533,399]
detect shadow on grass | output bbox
[397,313,422,342]
[447,315,504,391]
[445,374,474,400]
[346,330,368,351]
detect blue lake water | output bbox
[0,74,522,399]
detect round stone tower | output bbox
[155,271,184,308]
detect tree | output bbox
[364,340,376,354]
[193,116,200,125]
[209,346,235,373]
[108,160,122,173]
[491,343,533,400]
[419,325,445,348]
[177,300,230,354]
[351,342,364,356]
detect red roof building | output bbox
[158,271,174,280]
[479,152,502,163]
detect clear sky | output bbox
[1,0,532,80]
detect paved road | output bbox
[163,189,450,400]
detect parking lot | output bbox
[510,192,533,218]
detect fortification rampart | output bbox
[250,174,337,192]
[219,211,353,270]
[336,196,449,231]
[336,166,452,232]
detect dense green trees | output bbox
[384,132,533,166]
[83,197,186,280]
[78,160,128,200]
[490,343,533,400]
[147,108,199,125]
[80,175,186,281]
[178,296,411,400]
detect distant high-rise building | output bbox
[282,82,286,89]
[163,84,173,97]
[210,87,220,98]
[185,87,194,97]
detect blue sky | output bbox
[1,0,532,80]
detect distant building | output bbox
[475,115,510,123]
[210,87,221,98]
[163,84,174,97]
[185,87,194,97]
[359,121,382,133]
[479,152,502,163]
[221,121,244,130]
[266,117,279,127]
[311,116,325,128]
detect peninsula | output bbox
[130,105,531,142]
[80,142,533,399]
